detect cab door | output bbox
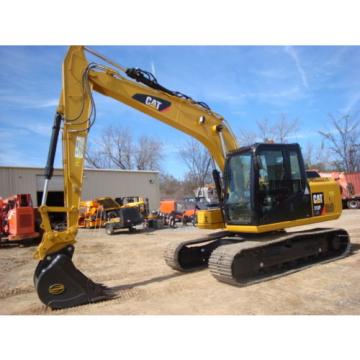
[255,144,311,225]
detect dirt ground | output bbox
[1,210,360,315]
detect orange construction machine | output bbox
[159,199,197,226]
[78,200,105,228]
[0,194,40,243]
[78,197,122,228]
[319,171,360,209]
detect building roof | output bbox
[0,165,159,174]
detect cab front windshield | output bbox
[224,152,252,224]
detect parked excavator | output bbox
[34,46,351,309]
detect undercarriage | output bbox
[164,228,351,286]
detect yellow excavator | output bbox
[34,46,351,309]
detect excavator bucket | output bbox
[34,245,115,309]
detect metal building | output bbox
[0,166,160,210]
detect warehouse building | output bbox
[0,166,160,211]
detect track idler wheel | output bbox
[34,245,115,310]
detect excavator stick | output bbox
[34,245,115,309]
[34,110,115,310]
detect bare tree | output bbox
[276,113,300,143]
[238,113,299,145]
[86,125,163,171]
[319,114,360,172]
[134,135,163,171]
[85,142,112,169]
[257,117,273,142]
[303,140,332,171]
[101,126,134,169]
[238,128,257,146]
[160,173,184,199]
[303,141,314,168]
[257,114,299,143]
[179,139,213,189]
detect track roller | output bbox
[34,245,115,310]
[208,228,351,286]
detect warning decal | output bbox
[75,136,85,159]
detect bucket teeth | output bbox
[86,281,117,300]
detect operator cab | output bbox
[223,143,312,226]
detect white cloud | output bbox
[284,46,309,89]
[0,117,51,137]
[251,68,288,80]
[33,99,59,109]
[323,47,348,68]
[287,130,318,139]
[0,95,58,109]
[0,128,45,166]
[205,86,305,107]
[150,61,156,76]
[342,92,360,114]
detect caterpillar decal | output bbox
[132,94,171,112]
[312,192,324,216]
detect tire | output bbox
[105,224,114,235]
[347,199,360,209]
[191,216,196,226]
[128,226,136,233]
[169,217,176,228]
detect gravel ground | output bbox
[0,210,359,315]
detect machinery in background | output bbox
[115,196,150,217]
[319,171,360,209]
[172,185,222,226]
[78,196,143,234]
[96,197,143,235]
[0,194,40,244]
[194,184,219,209]
[144,210,167,229]
[181,199,197,225]
[159,200,182,227]
[78,197,122,228]
[305,169,321,179]
[78,199,104,228]
[159,199,197,227]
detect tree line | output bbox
[85,113,360,199]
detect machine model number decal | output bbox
[132,94,171,112]
[312,192,324,216]
[75,136,86,159]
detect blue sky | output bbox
[0,46,359,178]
